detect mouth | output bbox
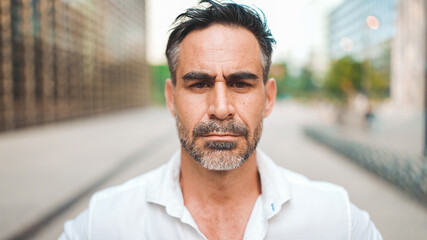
[202,133,241,141]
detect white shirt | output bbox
[60,150,383,240]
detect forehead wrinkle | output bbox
[177,25,264,82]
[198,49,249,64]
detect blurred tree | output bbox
[149,64,170,105]
[365,60,390,98]
[323,56,363,102]
[269,62,287,98]
[269,62,319,99]
[298,66,317,93]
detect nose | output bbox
[207,82,235,120]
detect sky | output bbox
[146,0,343,68]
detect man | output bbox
[60,1,382,239]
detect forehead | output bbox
[177,24,262,75]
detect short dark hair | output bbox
[166,0,276,85]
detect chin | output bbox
[196,146,250,171]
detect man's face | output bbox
[165,24,276,171]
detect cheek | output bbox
[174,92,207,128]
[235,93,265,129]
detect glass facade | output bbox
[329,0,397,60]
[0,0,149,132]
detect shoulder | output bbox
[350,203,383,239]
[280,167,349,199]
[257,150,350,213]
[60,165,169,239]
[270,167,382,239]
[265,167,352,239]
[89,164,166,213]
[280,167,351,226]
[279,167,348,197]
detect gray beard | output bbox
[175,115,263,171]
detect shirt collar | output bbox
[256,149,292,219]
[146,149,292,220]
[146,150,185,219]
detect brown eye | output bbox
[230,81,249,88]
[192,82,210,89]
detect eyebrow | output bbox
[225,72,259,81]
[181,71,259,82]
[181,72,215,82]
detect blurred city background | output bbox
[0,0,426,239]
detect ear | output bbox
[263,78,276,118]
[165,79,176,118]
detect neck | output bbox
[179,147,261,206]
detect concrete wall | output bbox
[391,0,427,113]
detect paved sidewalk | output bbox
[305,125,427,205]
[303,101,426,205]
[1,101,426,240]
[0,107,177,240]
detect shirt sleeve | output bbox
[58,209,89,240]
[350,203,383,240]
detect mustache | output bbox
[193,120,249,139]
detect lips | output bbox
[204,133,240,137]
[202,133,241,140]
[192,120,249,139]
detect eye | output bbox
[230,81,250,89]
[190,81,210,89]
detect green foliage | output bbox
[270,62,319,99]
[323,56,363,100]
[322,56,390,101]
[149,64,170,105]
[367,64,390,98]
[298,67,318,93]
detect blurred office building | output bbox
[391,0,426,113]
[329,0,397,77]
[329,0,426,113]
[0,0,149,133]
[329,0,397,59]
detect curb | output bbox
[304,125,427,207]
